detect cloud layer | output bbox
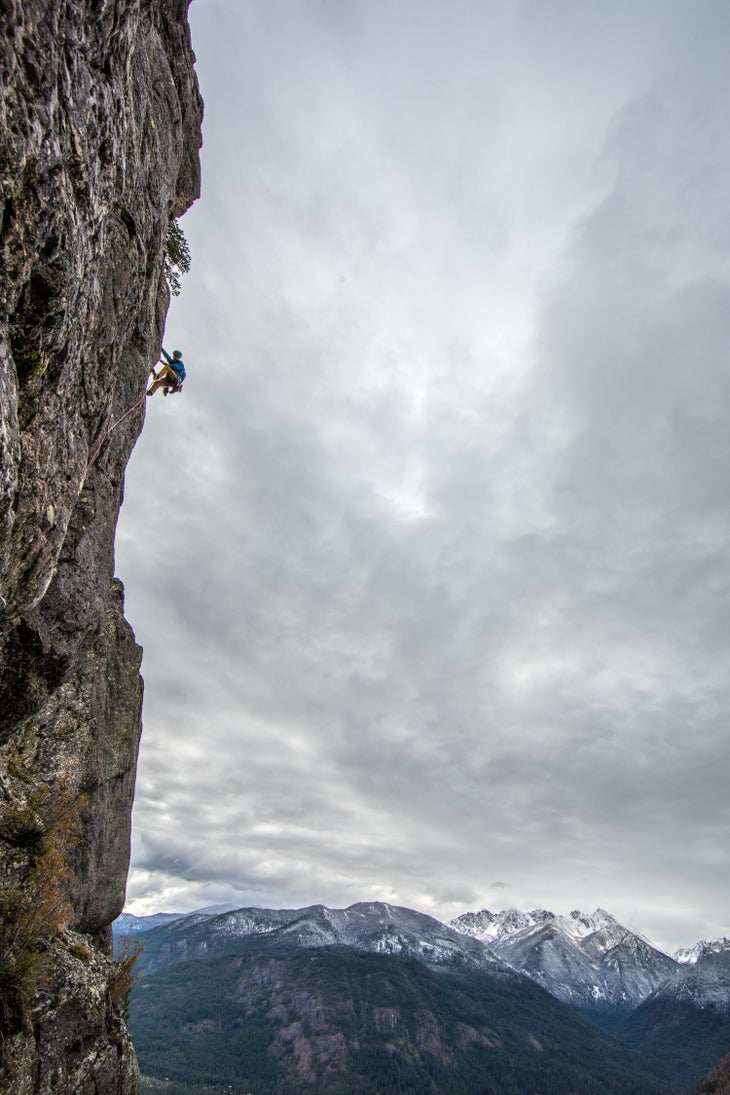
[116,0,730,951]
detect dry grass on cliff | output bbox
[109,938,143,1023]
[0,782,84,1038]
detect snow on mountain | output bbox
[451,907,553,943]
[674,938,730,965]
[113,904,239,936]
[113,911,187,934]
[125,898,729,1019]
[212,901,507,973]
[646,948,730,1011]
[451,906,680,1012]
[557,908,624,940]
[135,901,510,979]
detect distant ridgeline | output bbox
[113,901,730,1094]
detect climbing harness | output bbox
[85,389,147,473]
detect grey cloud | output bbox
[116,1,730,949]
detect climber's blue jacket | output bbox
[161,347,186,382]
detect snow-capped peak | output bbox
[674,938,730,965]
[558,908,620,939]
[452,906,623,945]
[450,904,680,1012]
[450,907,552,943]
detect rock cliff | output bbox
[0,0,202,1090]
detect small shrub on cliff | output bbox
[109,939,143,1024]
[164,218,191,296]
[6,748,33,784]
[0,785,47,852]
[68,939,92,962]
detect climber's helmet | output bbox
[172,350,183,359]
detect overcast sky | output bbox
[116,0,730,953]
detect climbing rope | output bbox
[85,389,148,474]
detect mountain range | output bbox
[113,904,236,935]
[451,906,681,1014]
[118,900,729,1016]
[131,901,505,978]
[676,938,730,965]
[117,901,730,1093]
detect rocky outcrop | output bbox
[0,0,202,1090]
[695,1053,730,1095]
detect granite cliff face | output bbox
[0,0,202,1090]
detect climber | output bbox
[147,348,186,397]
